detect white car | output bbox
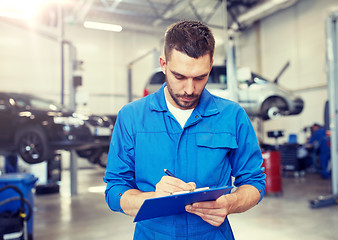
[143,66,304,120]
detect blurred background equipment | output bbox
[0,173,38,240]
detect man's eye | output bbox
[195,76,206,81]
[175,76,185,80]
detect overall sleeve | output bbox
[308,130,322,144]
[229,108,266,202]
[103,106,137,213]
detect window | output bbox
[0,98,7,111]
[208,66,227,87]
[0,97,8,111]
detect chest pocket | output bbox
[194,132,238,186]
[196,132,238,149]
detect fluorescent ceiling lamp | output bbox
[83,21,122,32]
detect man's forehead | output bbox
[166,49,212,63]
[165,50,212,77]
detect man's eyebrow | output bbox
[170,70,209,78]
[170,70,186,78]
[195,73,209,78]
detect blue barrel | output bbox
[0,173,38,240]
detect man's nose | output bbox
[184,79,194,95]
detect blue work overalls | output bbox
[104,84,266,239]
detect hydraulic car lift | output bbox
[309,9,338,209]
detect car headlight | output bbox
[53,116,85,126]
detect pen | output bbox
[164,169,177,178]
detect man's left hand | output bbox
[185,195,230,227]
[185,185,261,227]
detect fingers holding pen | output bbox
[155,176,181,194]
[187,182,197,190]
[163,169,196,191]
[155,176,196,195]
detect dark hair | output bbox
[164,20,215,62]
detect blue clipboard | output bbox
[134,186,233,222]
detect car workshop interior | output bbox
[1,0,338,239]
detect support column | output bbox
[70,150,78,196]
[326,10,338,195]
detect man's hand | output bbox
[185,185,261,227]
[155,176,196,196]
[185,195,230,226]
[121,176,196,216]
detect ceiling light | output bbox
[83,21,122,32]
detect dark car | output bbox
[0,92,108,164]
[75,114,113,164]
[75,114,116,168]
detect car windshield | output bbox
[11,94,63,111]
[30,98,62,111]
[251,73,268,85]
[150,71,165,84]
[208,66,227,84]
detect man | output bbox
[308,123,331,179]
[104,20,266,239]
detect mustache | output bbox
[177,93,198,98]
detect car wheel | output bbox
[90,147,109,168]
[267,106,281,119]
[261,97,288,120]
[97,150,109,168]
[15,126,51,164]
[76,148,97,159]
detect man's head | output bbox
[164,20,215,63]
[312,123,321,132]
[160,20,215,110]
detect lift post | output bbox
[127,48,160,103]
[309,9,338,208]
[226,31,239,103]
[326,9,338,196]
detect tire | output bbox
[266,106,281,119]
[90,146,109,168]
[76,148,97,159]
[97,150,109,168]
[261,97,288,120]
[15,125,51,164]
[35,183,60,195]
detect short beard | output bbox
[166,78,200,110]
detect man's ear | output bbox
[159,56,166,74]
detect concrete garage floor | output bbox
[33,166,338,240]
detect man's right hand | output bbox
[155,176,196,197]
[121,176,196,216]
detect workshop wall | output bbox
[0,20,227,116]
[237,0,336,144]
[63,25,162,115]
[0,21,163,115]
[0,21,60,101]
